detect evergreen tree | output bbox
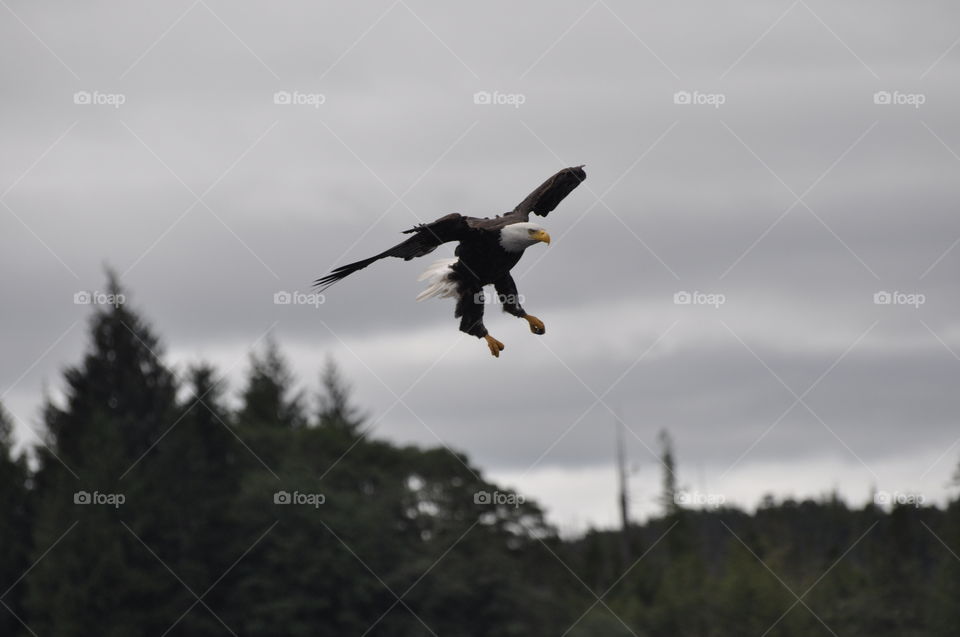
[0,404,32,637]
[43,272,177,460]
[26,275,180,636]
[7,274,958,636]
[237,337,307,429]
[316,358,363,434]
[927,499,960,636]
[130,364,241,636]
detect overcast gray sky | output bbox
[2,0,959,533]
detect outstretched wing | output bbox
[506,165,586,222]
[314,213,471,291]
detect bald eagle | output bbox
[315,165,586,357]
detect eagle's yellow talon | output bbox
[484,335,505,357]
[524,314,545,335]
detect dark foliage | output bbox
[1,278,958,636]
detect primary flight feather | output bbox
[314,165,586,357]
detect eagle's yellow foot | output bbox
[523,314,546,335]
[484,334,505,357]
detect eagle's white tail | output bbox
[416,258,459,301]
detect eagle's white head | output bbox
[499,222,551,253]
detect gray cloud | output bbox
[3,0,959,530]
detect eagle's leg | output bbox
[523,314,545,335]
[494,274,545,335]
[484,334,505,357]
[456,286,504,357]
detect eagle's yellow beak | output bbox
[531,229,551,245]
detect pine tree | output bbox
[130,364,242,636]
[316,358,363,432]
[26,274,181,636]
[0,403,32,637]
[43,272,177,460]
[237,336,307,430]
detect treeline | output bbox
[0,276,958,636]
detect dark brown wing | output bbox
[505,165,586,222]
[315,166,585,290]
[314,213,471,291]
